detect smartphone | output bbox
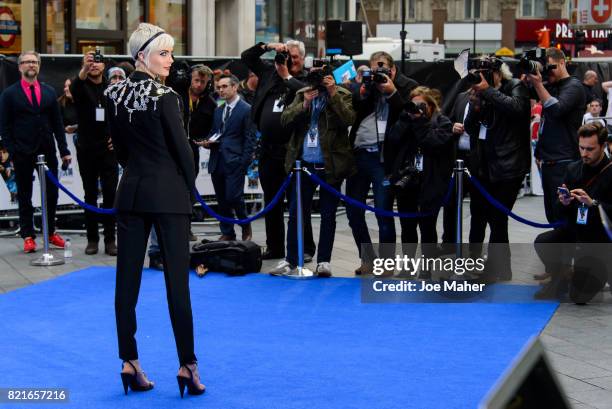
[557,186,570,198]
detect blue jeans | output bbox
[345,150,396,261]
[286,166,341,266]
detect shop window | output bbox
[149,0,186,54]
[256,0,280,44]
[522,0,547,17]
[76,0,121,30]
[127,0,144,33]
[46,0,69,53]
[465,0,480,19]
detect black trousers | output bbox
[259,153,315,256]
[189,140,201,177]
[396,189,440,259]
[13,150,59,239]
[469,176,524,275]
[541,161,571,223]
[76,147,118,242]
[115,212,197,366]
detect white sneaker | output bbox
[269,260,296,276]
[315,262,332,278]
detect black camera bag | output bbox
[190,239,262,275]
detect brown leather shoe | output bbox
[85,241,99,255]
[241,224,252,241]
[218,235,235,241]
[105,241,118,256]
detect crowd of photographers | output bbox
[1,43,611,302]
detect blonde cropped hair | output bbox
[128,23,174,69]
[410,86,441,114]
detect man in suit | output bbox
[0,51,71,253]
[203,74,256,241]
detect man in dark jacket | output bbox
[0,51,71,253]
[464,57,531,280]
[241,40,316,260]
[534,123,612,302]
[346,51,418,274]
[527,47,586,223]
[70,51,118,256]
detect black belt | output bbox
[541,159,573,166]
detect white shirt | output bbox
[582,112,606,126]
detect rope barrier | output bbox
[305,169,455,218]
[45,169,118,215]
[193,172,293,225]
[468,175,567,229]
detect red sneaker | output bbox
[24,237,37,253]
[49,233,66,248]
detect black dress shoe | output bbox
[304,253,313,263]
[85,241,98,255]
[262,250,284,260]
[149,254,164,271]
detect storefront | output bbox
[255,0,349,57]
[0,0,189,55]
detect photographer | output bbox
[269,69,356,277]
[387,86,454,278]
[464,57,531,280]
[241,40,316,260]
[534,123,612,302]
[346,51,418,275]
[70,50,118,256]
[525,47,586,223]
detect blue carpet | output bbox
[0,267,558,409]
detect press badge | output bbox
[415,153,424,172]
[377,120,387,135]
[273,98,285,113]
[576,205,588,225]
[307,134,318,148]
[96,107,105,122]
[478,124,487,140]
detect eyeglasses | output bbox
[20,60,39,65]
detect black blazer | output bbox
[207,98,256,175]
[105,71,195,214]
[0,80,69,158]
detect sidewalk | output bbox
[1,195,611,408]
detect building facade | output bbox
[363,0,572,54]
[0,0,352,57]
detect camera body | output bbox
[519,47,557,78]
[305,58,335,91]
[94,47,103,63]
[361,61,391,86]
[274,51,293,71]
[393,164,421,190]
[405,101,428,115]
[466,58,500,85]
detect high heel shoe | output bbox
[177,363,206,398]
[120,360,154,395]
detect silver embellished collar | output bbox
[104,76,173,122]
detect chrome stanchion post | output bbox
[31,155,64,266]
[285,160,314,279]
[455,159,465,259]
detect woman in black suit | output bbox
[105,23,205,397]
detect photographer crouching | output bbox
[386,86,454,279]
[268,64,356,277]
[464,57,531,281]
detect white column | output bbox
[215,0,255,56]
[190,0,216,56]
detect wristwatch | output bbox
[592,199,600,207]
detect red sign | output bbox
[516,18,612,43]
[0,6,19,48]
[591,0,612,23]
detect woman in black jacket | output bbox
[106,23,205,397]
[387,86,454,277]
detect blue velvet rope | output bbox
[306,170,455,218]
[193,173,293,225]
[468,175,567,229]
[45,169,118,215]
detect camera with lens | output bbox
[405,101,428,115]
[393,164,421,190]
[361,61,391,87]
[94,47,103,63]
[518,47,556,78]
[305,59,334,91]
[274,51,293,71]
[466,58,500,86]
